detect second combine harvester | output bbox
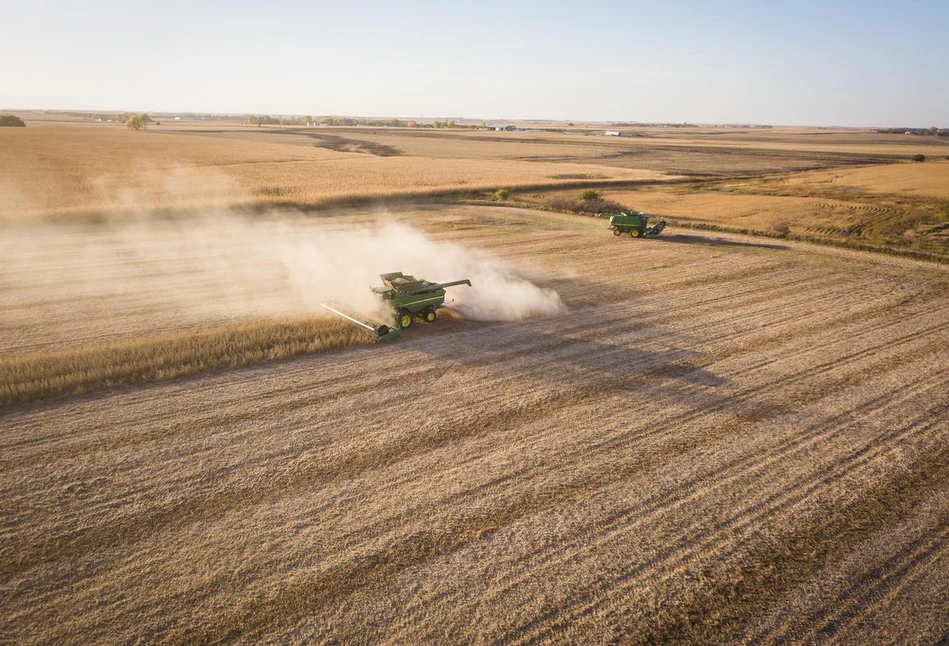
[608,209,666,238]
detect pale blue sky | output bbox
[1,0,946,126]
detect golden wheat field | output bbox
[2,118,949,645]
[779,161,949,198]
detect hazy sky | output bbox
[2,0,946,126]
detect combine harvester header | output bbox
[320,302,401,342]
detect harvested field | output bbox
[2,204,948,645]
[6,122,942,221]
[0,126,669,218]
[176,125,940,177]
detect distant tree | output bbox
[578,189,601,202]
[912,154,926,162]
[0,114,26,127]
[125,114,146,130]
[770,220,791,237]
[247,115,279,126]
[495,189,510,201]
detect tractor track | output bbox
[505,392,948,646]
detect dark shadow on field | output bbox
[659,233,790,250]
[410,321,726,395]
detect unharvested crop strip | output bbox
[0,319,373,408]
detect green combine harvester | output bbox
[374,272,472,328]
[608,210,667,238]
[321,272,472,341]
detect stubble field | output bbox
[2,203,948,644]
[2,118,948,644]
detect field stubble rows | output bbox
[1,205,948,644]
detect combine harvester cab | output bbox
[373,272,472,329]
[608,210,667,239]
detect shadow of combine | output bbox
[660,233,790,251]
[411,322,726,396]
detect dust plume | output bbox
[280,220,567,322]
[0,209,564,353]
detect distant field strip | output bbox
[0,127,670,217]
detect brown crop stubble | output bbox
[0,318,372,407]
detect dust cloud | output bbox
[1,211,565,342]
[284,220,567,322]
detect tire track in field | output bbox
[509,399,949,646]
[768,523,949,645]
[627,436,949,646]
[308,370,944,641]
[381,331,948,619]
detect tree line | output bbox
[0,114,26,127]
[246,115,477,129]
